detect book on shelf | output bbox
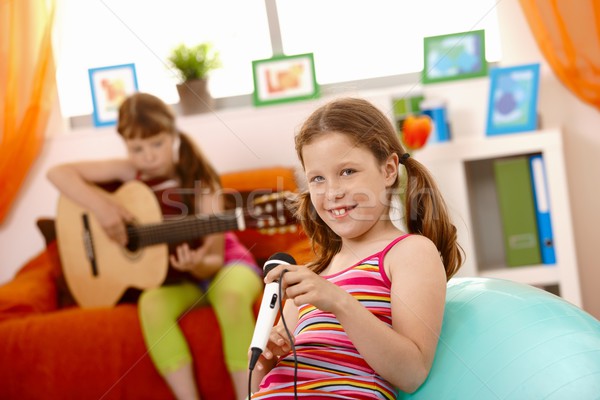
[493,156,542,267]
[529,154,556,265]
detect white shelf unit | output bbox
[415,129,582,307]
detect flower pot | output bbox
[176,79,215,115]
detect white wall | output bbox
[1,0,599,318]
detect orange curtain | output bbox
[0,0,57,224]
[519,0,600,110]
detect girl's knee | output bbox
[210,285,255,324]
[138,288,182,323]
[211,288,250,315]
[211,265,261,299]
[139,288,167,311]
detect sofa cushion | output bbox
[0,242,60,323]
[0,300,235,399]
[220,166,313,265]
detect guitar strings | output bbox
[126,194,293,248]
[130,212,239,247]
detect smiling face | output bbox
[125,132,176,179]
[302,131,399,241]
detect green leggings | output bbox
[138,264,262,374]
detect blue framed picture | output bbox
[486,63,540,136]
[88,63,139,127]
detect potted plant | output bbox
[168,42,222,115]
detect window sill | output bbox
[68,72,422,130]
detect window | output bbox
[54,0,272,117]
[54,0,501,118]
[276,0,501,84]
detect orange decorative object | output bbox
[402,114,432,150]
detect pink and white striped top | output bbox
[253,234,410,400]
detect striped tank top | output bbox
[252,234,410,399]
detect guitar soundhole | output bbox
[125,224,140,252]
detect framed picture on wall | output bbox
[251,53,319,106]
[486,63,540,136]
[88,63,139,127]
[422,29,487,84]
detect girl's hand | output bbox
[266,265,349,314]
[94,198,134,246]
[253,324,293,371]
[170,242,209,272]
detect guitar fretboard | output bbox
[127,209,242,248]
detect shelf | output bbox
[414,129,562,164]
[408,128,582,306]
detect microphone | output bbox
[248,252,296,370]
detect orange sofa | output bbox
[0,166,312,400]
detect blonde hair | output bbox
[117,92,221,213]
[294,98,463,279]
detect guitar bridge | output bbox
[82,214,98,277]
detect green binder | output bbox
[493,157,542,267]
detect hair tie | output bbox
[399,153,410,165]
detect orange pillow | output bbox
[0,242,60,322]
[221,166,299,193]
[220,166,311,265]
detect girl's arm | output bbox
[334,235,446,393]
[170,187,225,279]
[47,159,137,206]
[249,299,299,393]
[47,160,137,245]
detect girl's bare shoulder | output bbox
[385,235,444,280]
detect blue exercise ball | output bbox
[397,277,600,400]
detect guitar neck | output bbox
[128,208,243,248]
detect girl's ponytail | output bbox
[402,157,463,279]
[176,132,221,214]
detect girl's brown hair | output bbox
[117,92,221,213]
[294,97,463,279]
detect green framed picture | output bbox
[422,30,487,84]
[252,53,319,106]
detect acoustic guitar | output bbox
[56,180,297,308]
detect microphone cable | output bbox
[248,269,298,400]
[278,269,298,400]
